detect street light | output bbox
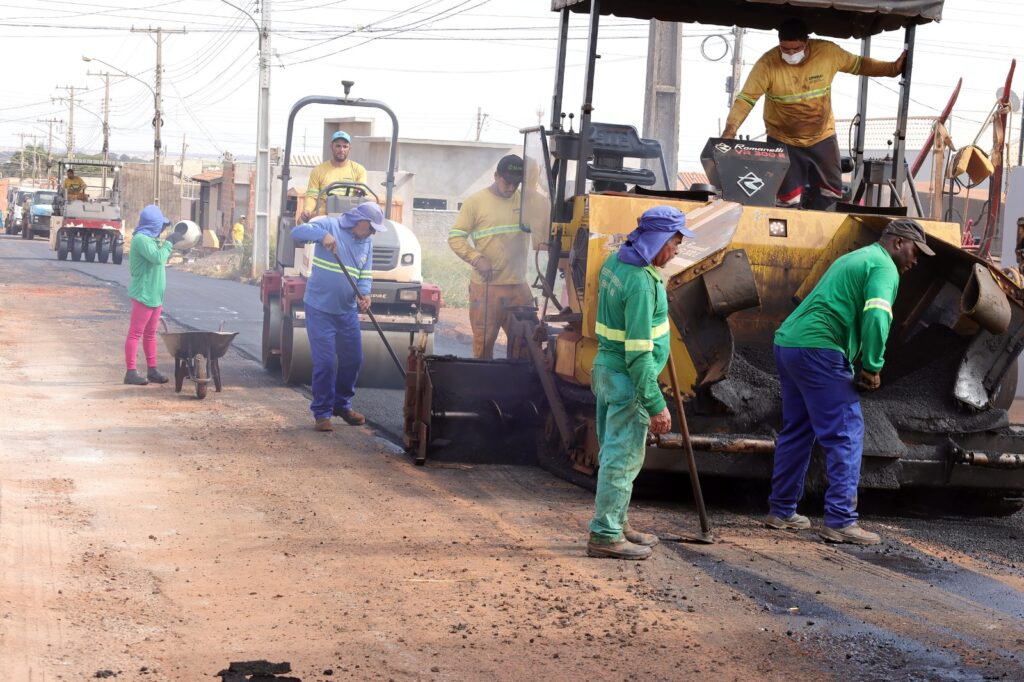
[83,54,162,206]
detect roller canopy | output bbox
[550,0,943,39]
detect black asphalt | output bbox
[0,234,472,441]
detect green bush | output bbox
[422,248,471,309]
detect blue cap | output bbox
[331,130,352,143]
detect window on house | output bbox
[181,180,200,200]
[413,197,447,210]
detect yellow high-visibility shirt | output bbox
[303,160,368,216]
[448,186,527,287]
[232,222,244,244]
[724,39,901,148]
[64,176,87,199]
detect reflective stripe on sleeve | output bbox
[651,320,670,339]
[595,321,626,341]
[448,228,469,239]
[625,339,655,352]
[737,93,757,107]
[863,298,892,316]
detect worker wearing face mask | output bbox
[722,18,905,209]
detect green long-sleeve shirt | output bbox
[775,242,899,373]
[593,252,671,415]
[127,234,173,308]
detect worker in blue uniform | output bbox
[290,202,384,431]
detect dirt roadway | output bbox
[1,262,1023,680]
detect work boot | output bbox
[764,513,811,530]
[146,367,169,384]
[333,408,366,426]
[819,522,881,545]
[586,536,652,560]
[314,417,334,432]
[623,523,660,547]
[123,369,148,386]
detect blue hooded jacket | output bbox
[290,204,383,316]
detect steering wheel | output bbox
[312,181,380,216]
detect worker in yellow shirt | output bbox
[448,154,532,360]
[300,130,368,223]
[64,168,88,201]
[232,215,245,247]
[722,18,905,209]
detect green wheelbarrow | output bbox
[160,320,238,399]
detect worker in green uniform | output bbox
[768,218,933,544]
[587,205,695,560]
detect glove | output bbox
[855,369,881,392]
[166,232,185,246]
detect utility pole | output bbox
[132,25,186,206]
[53,86,79,156]
[253,0,272,278]
[727,27,745,109]
[179,134,188,179]
[642,20,682,190]
[17,132,29,180]
[86,70,112,190]
[37,117,63,175]
[475,106,488,142]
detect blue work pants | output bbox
[306,304,362,419]
[769,345,864,529]
[588,365,650,542]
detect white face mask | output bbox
[781,49,805,65]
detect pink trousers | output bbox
[125,299,162,370]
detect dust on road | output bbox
[0,245,1022,681]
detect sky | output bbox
[1,0,1021,171]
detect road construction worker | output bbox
[448,154,531,359]
[587,206,695,561]
[232,215,245,247]
[767,218,933,545]
[20,194,31,235]
[290,202,383,431]
[64,168,87,201]
[722,17,905,209]
[123,205,185,386]
[300,130,368,223]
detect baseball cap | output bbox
[347,202,387,232]
[881,218,935,256]
[496,154,524,182]
[331,130,352,143]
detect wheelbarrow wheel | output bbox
[174,358,186,393]
[195,353,208,399]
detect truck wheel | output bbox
[280,316,312,385]
[97,235,110,263]
[261,298,282,371]
[111,237,124,265]
[57,232,69,261]
[84,235,97,262]
[70,234,83,261]
[195,354,208,399]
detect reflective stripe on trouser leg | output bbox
[588,365,650,542]
[469,281,533,360]
[768,344,817,520]
[333,308,362,413]
[770,136,807,206]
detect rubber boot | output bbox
[123,369,148,386]
[147,367,169,384]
